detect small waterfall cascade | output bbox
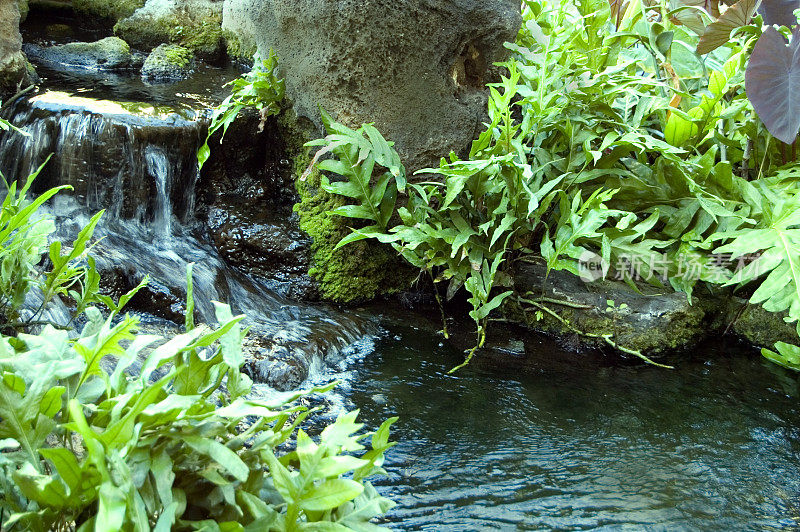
[0,90,377,391]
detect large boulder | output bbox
[222,0,522,173]
[0,0,35,98]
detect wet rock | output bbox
[0,0,35,98]
[23,37,133,71]
[206,203,316,300]
[222,0,522,173]
[141,43,195,81]
[100,266,188,323]
[242,343,309,391]
[509,263,715,357]
[114,0,224,60]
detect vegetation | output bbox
[197,50,284,171]
[0,118,398,531]
[304,0,800,371]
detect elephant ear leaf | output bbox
[696,0,760,55]
[745,25,800,144]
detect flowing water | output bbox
[4,20,800,529]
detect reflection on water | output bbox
[342,321,800,530]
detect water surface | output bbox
[340,320,800,530]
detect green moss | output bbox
[73,0,144,21]
[294,169,412,303]
[729,301,798,348]
[284,114,414,303]
[163,45,192,67]
[114,10,223,58]
[223,30,256,62]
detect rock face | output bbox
[222,0,522,172]
[24,37,133,71]
[0,0,35,98]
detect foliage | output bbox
[197,50,284,171]
[305,0,800,371]
[0,284,397,530]
[0,159,114,332]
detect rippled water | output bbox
[337,318,800,530]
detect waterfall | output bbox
[0,90,377,391]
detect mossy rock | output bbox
[73,0,144,21]
[114,9,223,60]
[728,299,798,348]
[293,168,415,303]
[222,30,256,63]
[24,37,132,71]
[508,263,717,357]
[284,113,415,304]
[141,43,194,81]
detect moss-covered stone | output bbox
[114,9,223,60]
[293,166,414,303]
[18,0,28,22]
[728,299,798,348]
[25,37,132,70]
[222,30,256,63]
[141,43,194,81]
[73,0,144,21]
[508,263,716,356]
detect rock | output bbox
[0,0,35,98]
[222,0,522,173]
[509,263,716,357]
[114,0,224,60]
[242,343,310,391]
[23,37,133,71]
[141,43,194,81]
[727,298,798,348]
[205,203,317,300]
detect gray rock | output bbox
[222,0,522,173]
[0,0,35,98]
[141,43,195,82]
[24,37,132,71]
[114,0,225,60]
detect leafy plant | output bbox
[197,49,285,171]
[0,266,397,531]
[303,109,405,245]
[745,25,800,144]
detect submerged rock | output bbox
[23,37,133,71]
[141,43,194,81]
[222,0,522,173]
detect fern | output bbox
[304,109,405,248]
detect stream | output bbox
[3,16,800,530]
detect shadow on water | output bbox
[341,316,800,530]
